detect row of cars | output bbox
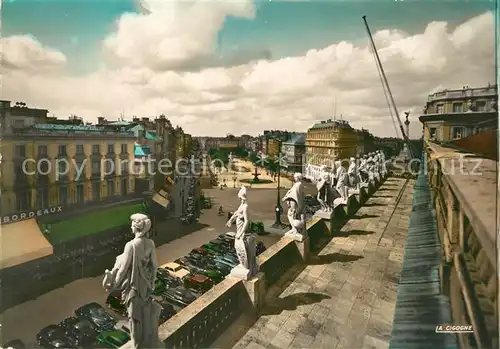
[2,233,266,349]
[150,232,266,307]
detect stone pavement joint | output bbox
[229,178,415,349]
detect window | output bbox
[436,104,444,114]
[59,186,68,206]
[14,145,26,158]
[76,184,85,204]
[58,145,67,156]
[91,160,100,175]
[92,181,101,201]
[452,126,464,140]
[121,178,128,195]
[429,128,437,139]
[58,160,67,177]
[13,119,25,128]
[76,144,84,155]
[108,159,115,175]
[452,103,463,113]
[16,191,31,211]
[108,180,115,196]
[38,145,48,157]
[92,144,100,154]
[36,188,49,209]
[476,101,486,112]
[121,144,128,153]
[107,144,114,154]
[122,161,130,174]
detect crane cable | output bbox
[368,39,401,139]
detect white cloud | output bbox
[1,7,495,138]
[1,35,66,71]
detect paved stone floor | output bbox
[231,177,415,349]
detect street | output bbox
[0,188,282,346]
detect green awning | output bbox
[145,131,160,141]
[41,203,146,244]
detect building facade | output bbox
[419,85,498,142]
[355,128,376,156]
[282,133,306,173]
[195,135,245,151]
[305,119,358,180]
[0,102,137,218]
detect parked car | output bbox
[162,286,198,308]
[75,303,116,332]
[160,262,190,280]
[191,247,210,256]
[36,325,78,349]
[58,317,98,348]
[153,278,167,296]
[214,255,237,269]
[211,260,232,275]
[2,339,26,349]
[95,330,130,348]
[203,199,212,209]
[156,268,181,287]
[105,292,127,317]
[184,274,213,294]
[210,239,232,251]
[256,241,266,255]
[201,243,224,254]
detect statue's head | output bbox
[130,213,152,238]
[363,155,368,159]
[238,186,247,201]
[350,157,355,163]
[334,160,341,167]
[293,172,303,182]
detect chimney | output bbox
[97,117,106,125]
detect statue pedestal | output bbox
[284,230,307,242]
[368,181,375,196]
[242,272,266,310]
[314,209,334,220]
[333,198,348,217]
[346,193,359,216]
[230,265,256,281]
[293,236,310,263]
[359,186,368,205]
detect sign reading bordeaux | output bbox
[0,206,63,225]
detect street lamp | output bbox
[272,149,284,227]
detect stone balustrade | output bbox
[425,141,497,349]
[120,171,388,349]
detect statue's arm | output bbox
[114,242,133,287]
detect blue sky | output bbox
[3,0,495,75]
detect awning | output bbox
[0,218,53,270]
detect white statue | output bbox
[379,150,387,175]
[226,186,258,280]
[282,172,307,241]
[334,160,349,205]
[103,213,161,349]
[358,155,369,185]
[316,167,333,212]
[347,157,358,189]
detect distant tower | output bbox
[404,112,410,139]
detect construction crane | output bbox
[362,15,415,159]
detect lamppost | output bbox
[273,148,284,227]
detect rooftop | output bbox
[427,85,497,102]
[309,119,353,130]
[283,133,306,145]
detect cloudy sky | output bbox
[2,0,495,137]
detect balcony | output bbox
[425,141,497,348]
[428,86,497,103]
